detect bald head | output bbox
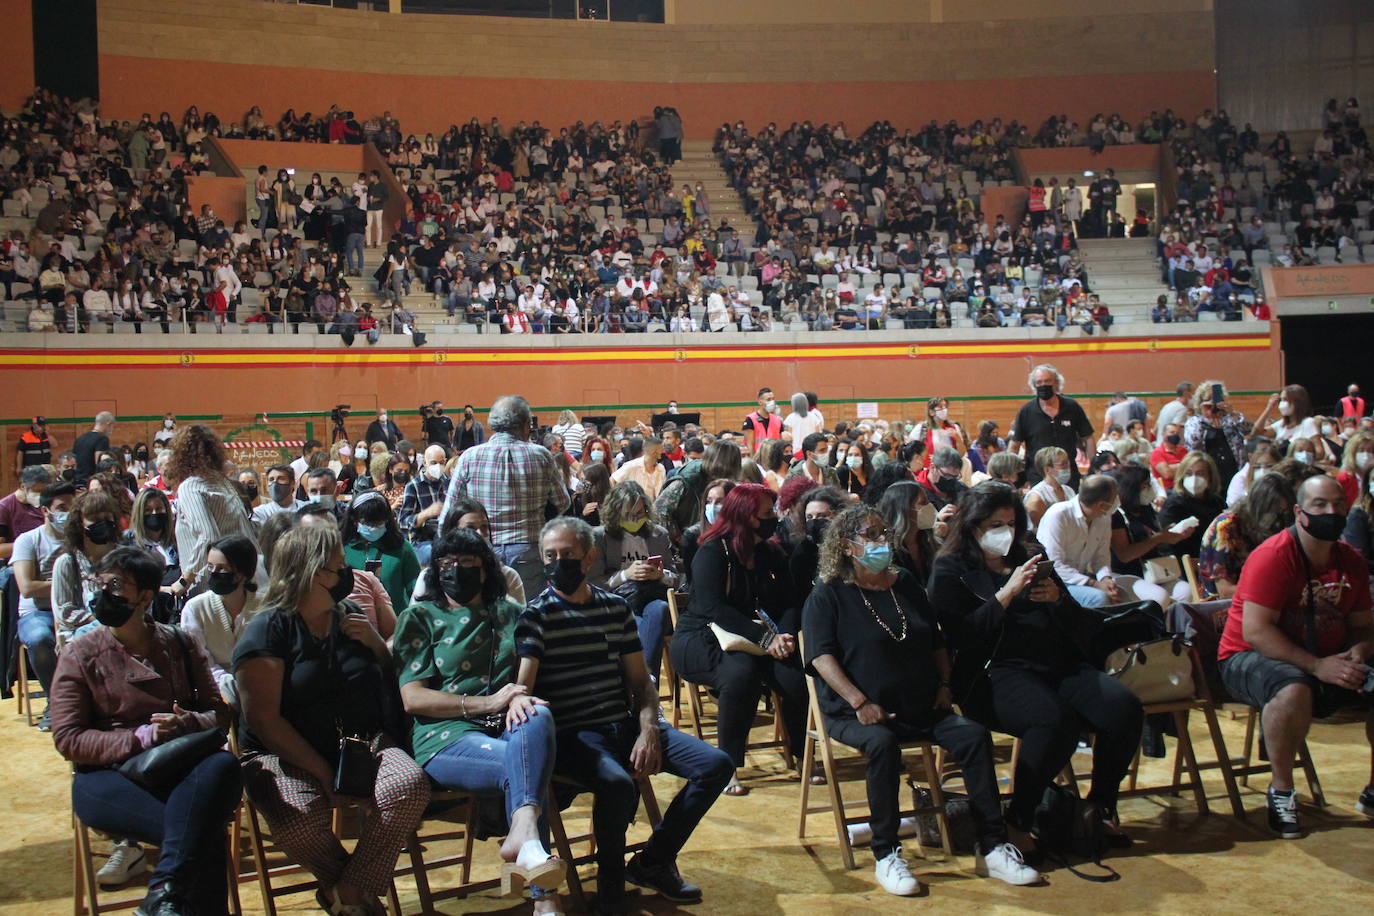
[1297,473,1345,511]
[423,444,447,464]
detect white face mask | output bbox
[1293,450,1313,465]
[1357,452,1374,471]
[164,420,174,429]
[1182,474,1208,496]
[813,449,830,466]
[934,408,949,421]
[425,463,444,480]
[1140,489,1154,507]
[915,503,937,531]
[979,526,1015,557]
[1278,399,1292,417]
[24,489,42,508]
[1320,424,1335,437]
[764,399,777,413]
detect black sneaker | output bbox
[1267,787,1302,839]
[1357,786,1374,818]
[625,853,703,903]
[135,882,191,916]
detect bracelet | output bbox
[852,698,869,711]
[460,695,467,717]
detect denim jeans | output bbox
[413,540,433,567]
[1067,583,1108,607]
[494,543,543,603]
[72,751,242,915]
[636,599,672,683]
[17,609,57,696]
[424,711,557,899]
[554,717,731,905]
[345,233,365,273]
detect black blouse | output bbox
[684,537,796,642]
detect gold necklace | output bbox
[857,585,908,642]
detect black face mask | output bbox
[1165,434,1181,446]
[61,468,77,481]
[440,564,483,605]
[85,520,118,545]
[144,513,168,534]
[755,516,779,540]
[242,484,259,500]
[465,412,474,420]
[208,571,240,596]
[393,472,410,485]
[806,517,830,543]
[1035,384,1056,401]
[91,590,137,627]
[1301,510,1346,542]
[544,557,585,595]
[270,481,293,503]
[325,565,355,604]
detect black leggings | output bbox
[983,663,1143,828]
[670,628,807,767]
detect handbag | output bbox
[1032,783,1119,882]
[333,734,379,798]
[1071,600,1167,669]
[710,622,768,656]
[117,726,225,789]
[1143,556,1182,586]
[1104,635,1195,703]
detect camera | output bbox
[419,404,434,418]
[331,404,351,425]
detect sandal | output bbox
[500,840,567,896]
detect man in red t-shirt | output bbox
[1149,422,1188,490]
[1217,475,1374,836]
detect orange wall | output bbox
[217,138,366,173]
[1267,264,1374,299]
[98,55,1216,143]
[979,187,1029,229]
[1018,145,1164,177]
[0,2,33,110]
[185,175,247,226]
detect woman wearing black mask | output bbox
[51,491,123,641]
[234,523,428,916]
[669,483,808,795]
[786,485,847,598]
[51,546,240,916]
[180,534,260,701]
[124,488,183,598]
[394,529,566,913]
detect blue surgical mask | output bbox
[48,510,69,529]
[704,504,720,525]
[357,523,386,543]
[846,455,863,470]
[589,449,606,464]
[856,541,892,573]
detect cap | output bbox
[32,416,45,425]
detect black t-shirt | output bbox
[16,432,51,468]
[72,430,109,480]
[422,414,454,447]
[802,572,944,724]
[231,606,392,763]
[1011,396,1093,486]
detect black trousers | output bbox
[826,711,1006,859]
[980,663,1143,828]
[669,627,807,767]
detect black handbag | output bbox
[1069,600,1167,669]
[117,726,225,789]
[333,734,379,798]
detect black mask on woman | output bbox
[806,518,829,543]
[440,564,483,605]
[392,472,410,485]
[208,571,240,596]
[91,590,137,627]
[85,520,119,545]
[544,557,585,594]
[244,485,259,500]
[325,565,355,603]
[144,513,168,534]
[755,516,779,540]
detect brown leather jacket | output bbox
[51,620,227,767]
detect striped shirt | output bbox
[516,585,640,731]
[551,422,587,457]
[441,432,570,546]
[174,475,258,578]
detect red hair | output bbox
[700,482,774,565]
[581,437,614,472]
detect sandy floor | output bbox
[3,690,1372,915]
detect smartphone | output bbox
[646,555,663,569]
[1033,560,1055,582]
[1211,383,1225,404]
[364,558,382,573]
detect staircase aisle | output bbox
[668,139,749,231]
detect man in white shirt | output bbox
[82,284,115,328]
[252,464,306,525]
[12,481,76,729]
[611,436,666,501]
[1155,382,1194,445]
[1037,475,1121,609]
[289,440,322,488]
[213,255,242,321]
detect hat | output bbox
[32,416,45,426]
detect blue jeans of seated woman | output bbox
[72,751,241,915]
[423,708,557,898]
[18,609,58,695]
[636,599,672,684]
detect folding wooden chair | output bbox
[1232,706,1326,807]
[391,788,497,913]
[1118,642,1246,817]
[16,643,41,726]
[546,773,663,911]
[665,590,794,769]
[74,814,242,916]
[1181,555,1204,603]
[796,669,952,871]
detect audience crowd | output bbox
[4,366,1373,914]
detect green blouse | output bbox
[344,537,421,614]
[392,596,521,765]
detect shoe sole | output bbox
[97,860,147,889]
[624,870,702,904]
[1357,800,1374,818]
[974,859,1041,886]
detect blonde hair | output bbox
[1173,450,1221,497]
[261,523,340,612]
[369,452,393,482]
[128,488,175,547]
[1034,446,1068,474]
[1339,432,1373,474]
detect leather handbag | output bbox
[117,726,224,789]
[333,734,379,798]
[1104,635,1195,704]
[710,623,768,656]
[1143,556,1182,586]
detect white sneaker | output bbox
[97,839,147,887]
[975,842,1041,886]
[874,847,920,897]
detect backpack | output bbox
[1032,783,1119,882]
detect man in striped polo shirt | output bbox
[516,517,731,914]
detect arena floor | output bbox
[3,699,1371,915]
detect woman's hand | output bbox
[340,613,387,657]
[505,691,549,730]
[581,501,599,517]
[149,702,198,743]
[1027,579,1060,604]
[995,555,1042,607]
[767,632,796,659]
[855,699,892,726]
[935,503,957,538]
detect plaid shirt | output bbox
[400,473,448,535]
[441,432,570,546]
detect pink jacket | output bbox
[51,621,226,767]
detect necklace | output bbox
[857,585,908,642]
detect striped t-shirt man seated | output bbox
[516,517,731,914]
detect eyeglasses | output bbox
[85,575,125,593]
[854,527,891,542]
[433,557,479,572]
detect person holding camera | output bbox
[928,482,1142,849]
[1184,379,1246,485]
[1218,474,1374,837]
